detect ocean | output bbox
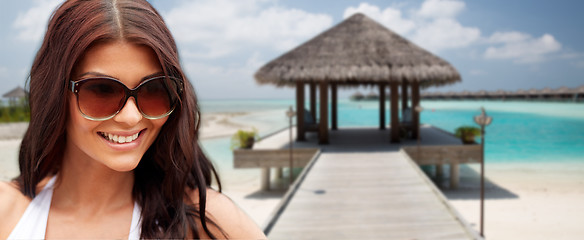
[198,99,584,173]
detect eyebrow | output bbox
[77,71,165,81]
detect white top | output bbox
[7,176,142,239]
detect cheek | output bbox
[67,95,99,138]
[149,117,168,136]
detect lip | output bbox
[98,129,146,151]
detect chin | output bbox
[103,155,143,172]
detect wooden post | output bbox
[436,164,443,186]
[390,82,400,143]
[275,168,283,179]
[261,168,270,191]
[310,82,316,121]
[296,81,305,141]
[379,82,386,130]
[412,81,420,139]
[402,80,409,111]
[450,163,459,189]
[331,83,338,130]
[319,82,329,144]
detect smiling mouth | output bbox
[98,130,144,144]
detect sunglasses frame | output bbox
[69,76,183,121]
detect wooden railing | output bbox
[401,145,482,189]
[233,148,320,190]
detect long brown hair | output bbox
[17,0,222,238]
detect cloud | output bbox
[411,18,480,52]
[417,0,465,19]
[164,0,333,59]
[182,52,287,99]
[12,0,62,42]
[343,0,479,52]
[487,31,530,43]
[484,32,562,63]
[343,3,415,35]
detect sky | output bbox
[1,0,584,100]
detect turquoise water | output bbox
[199,99,584,167]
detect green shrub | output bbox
[0,99,30,123]
[230,128,259,150]
[454,126,481,144]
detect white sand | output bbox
[441,163,584,240]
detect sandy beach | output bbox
[440,163,584,240]
[1,114,584,239]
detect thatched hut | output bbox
[350,91,364,101]
[459,90,472,99]
[474,90,489,99]
[512,89,528,100]
[490,89,508,100]
[538,87,553,99]
[2,86,27,106]
[255,13,460,144]
[365,92,379,100]
[575,85,584,101]
[527,88,539,99]
[554,87,575,101]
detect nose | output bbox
[113,97,142,126]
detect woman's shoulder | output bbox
[0,181,30,239]
[188,188,267,239]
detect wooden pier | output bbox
[234,126,483,239]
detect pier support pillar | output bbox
[450,163,459,189]
[310,82,316,121]
[261,167,270,191]
[296,81,305,141]
[402,80,409,111]
[332,83,338,130]
[379,83,386,130]
[412,81,420,139]
[275,167,283,179]
[319,81,329,144]
[390,81,400,143]
[436,164,444,186]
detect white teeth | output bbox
[100,132,140,144]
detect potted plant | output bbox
[230,128,259,149]
[454,126,481,144]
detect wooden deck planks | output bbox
[267,151,479,240]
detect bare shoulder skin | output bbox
[0,181,30,239]
[0,177,55,239]
[189,188,267,239]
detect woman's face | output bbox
[66,41,168,172]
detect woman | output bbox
[0,0,266,239]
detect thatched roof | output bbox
[491,89,508,96]
[255,13,461,88]
[554,87,573,94]
[2,86,27,98]
[539,87,552,95]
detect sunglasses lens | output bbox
[136,77,178,118]
[77,79,125,119]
